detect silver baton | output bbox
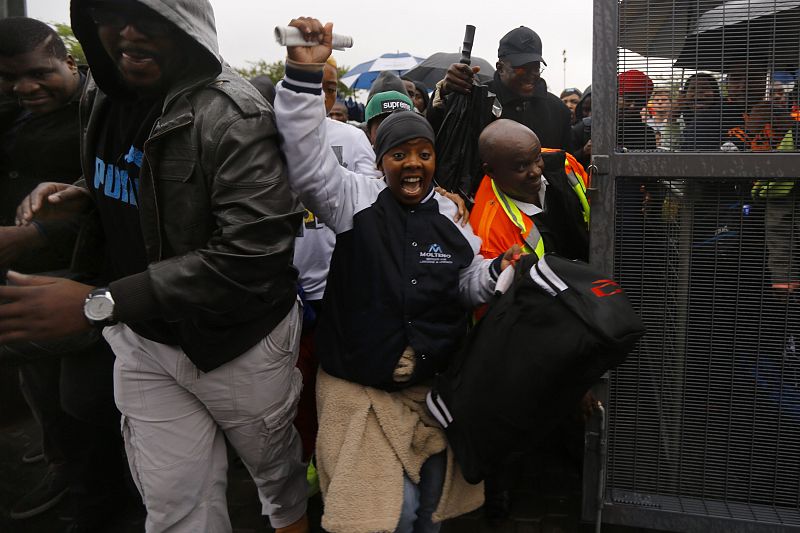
[274,26,353,50]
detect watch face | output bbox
[85,295,114,321]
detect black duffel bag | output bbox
[427,253,645,484]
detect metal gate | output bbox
[583,1,800,531]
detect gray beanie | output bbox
[373,111,436,164]
[367,71,410,104]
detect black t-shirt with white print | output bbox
[89,97,177,345]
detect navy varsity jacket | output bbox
[275,64,500,390]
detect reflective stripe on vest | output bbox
[561,156,591,226]
[490,179,545,259]
[565,168,591,226]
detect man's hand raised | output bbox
[0,272,94,344]
[15,182,91,226]
[286,17,333,65]
[442,63,481,96]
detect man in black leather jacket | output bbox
[1,1,308,532]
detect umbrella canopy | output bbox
[674,0,800,71]
[403,52,496,89]
[619,0,725,59]
[340,53,424,89]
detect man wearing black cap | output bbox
[430,26,572,152]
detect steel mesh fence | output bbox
[617,0,800,153]
[606,177,800,527]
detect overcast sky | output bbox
[26,0,594,95]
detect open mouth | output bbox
[400,176,423,196]
[120,48,158,67]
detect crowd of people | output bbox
[0,1,798,533]
[615,65,800,154]
[611,66,800,289]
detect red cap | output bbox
[618,69,653,96]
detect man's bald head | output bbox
[479,119,540,167]
[479,119,544,204]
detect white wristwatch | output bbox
[84,288,117,326]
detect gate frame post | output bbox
[0,0,27,18]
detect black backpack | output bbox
[427,253,645,483]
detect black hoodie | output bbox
[71,0,222,102]
[570,86,592,168]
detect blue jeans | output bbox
[396,452,446,533]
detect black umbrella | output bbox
[674,0,800,71]
[434,26,496,198]
[619,0,725,59]
[403,52,495,89]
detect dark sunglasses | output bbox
[511,63,543,76]
[89,4,172,37]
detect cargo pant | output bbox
[103,303,307,532]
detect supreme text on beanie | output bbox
[365,90,414,123]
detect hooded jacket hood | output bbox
[574,85,591,122]
[70,0,222,99]
[413,80,430,111]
